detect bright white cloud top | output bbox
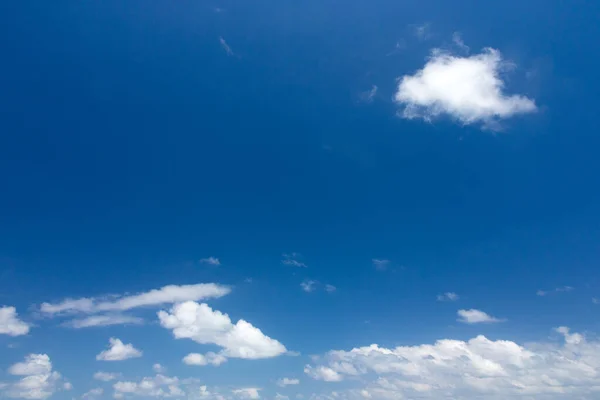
[457,308,504,324]
[395,48,536,126]
[4,354,66,399]
[0,306,30,336]
[96,338,143,361]
[159,301,287,360]
[182,352,228,367]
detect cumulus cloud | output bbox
[304,365,343,382]
[0,306,30,336]
[394,48,536,127]
[199,257,221,266]
[282,253,307,268]
[159,301,286,360]
[4,354,66,399]
[306,326,600,399]
[96,338,142,361]
[457,309,504,324]
[94,371,120,382]
[436,292,459,302]
[277,378,299,387]
[39,284,231,329]
[182,352,227,367]
[113,374,184,398]
[232,388,261,399]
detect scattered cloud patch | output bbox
[372,259,390,271]
[199,257,220,266]
[452,32,470,53]
[96,338,142,361]
[277,378,299,387]
[183,352,227,367]
[325,284,337,293]
[94,372,120,382]
[437,292,459,302]
[152,364,166,374]
[0,306,30,336]
[300,280,317,293]
[537,286,574,296]
[233,387,261,399]
[159,301,287,359]
[65,314,143,329]
[219,36,235,56]
[304,365,343,382]
[282,253,307,268]
[412,23,432,40]
[457,309,504,324]
[113,374,184,398]
[82,388,103,400]
[394,48,536,127]
[4,354,66,399]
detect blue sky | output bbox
[1,1,600,399]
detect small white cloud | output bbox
[0,306,30,336]
[152,364,166,373]
[395,48,536,127]
[113,374,184,398]
[372,259,390,271]
[5,354,65,399]
[219,36,235,56]
[96,338,142,361]
[304,365,343,382]
[325,284,337,293]
[300,280,317,293]
[82,388,103,399]
[159,301,287,359]
[282,253,307,268]
[277,378,300,387]
[537,286,574,297]
[457,309,504,324]
[66,314,143,329]
[233,388,261,399]
[437,292,459,302]
[63,382,72,391]
[94,371,120,382]
[182,352,227,367]
[199,257,220,266]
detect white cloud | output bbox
[82,388,103,399]
[452,32,470,53]
[94,372,120,382]
[113,374,184,398]
[232,388,260,399]
[40,283,230,324]
[306,326,600,399]
[153,364,166,373]
[359,85,378,104]
[457,309,504,324]
[0,306,30,336]
[282,253,307,268]
[96,338,142,361]
[436,292,459,302]
[304,365,343,382]
[63,382,72,391]
[371,259,389,271]
[219,37,235,57]
[65,314,143,328]
[274,394,289,400]
[182,352,227,367]
[199,257,221,266]
[4,354,66,399]
[159,301,286,359]
[325,285,337,293]
[277,378,300,387]
[537,286,574,296]
[300,280,317,293]
[394,48,536,127]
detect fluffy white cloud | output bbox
[437,292,459,302]
[199,257,221,266]
[4,354,66,399]
[113,374,184,398]
[394,48,536,127]
[232,388,260,399]
[66,314,143,328]
[40,283,230,316]
[277,378,300,387]
[82,388,103,399]
[94,371,120,382]
[0,306,30,336]
[304,365,343,382]
[306,326,600,399]
[457,309,504,324]
[183,352,227,367]
[159,301,286,360]
[96,338,142,361]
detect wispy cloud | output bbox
[457,309,504,324]
[64,314,143,329]
[437,292,459,302]
[219,36,235,56]
[537,286,574,297]
[412,23,432,40]
[372,259,390,271]
[325,284,337,293]
[300,280,317,293]
[282,253,307,268]
[199,257,221,266]
[452,32,470,53]
[359,85,378,104]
